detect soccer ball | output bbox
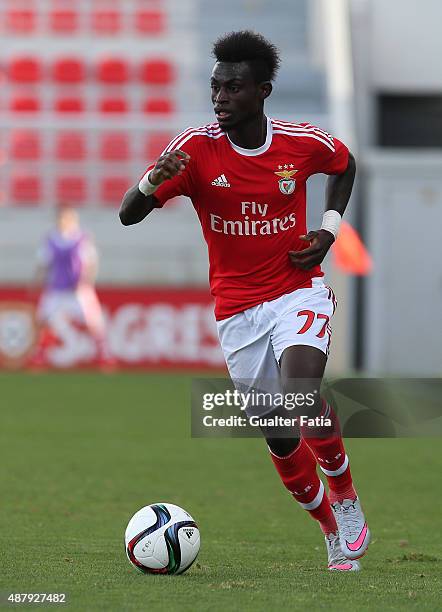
[124,503,200,575]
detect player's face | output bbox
[211,62,267,129]
[57,208,79,233]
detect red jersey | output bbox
[147,117,349,320]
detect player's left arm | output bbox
[79,237,99,285]
[289,151,356,270]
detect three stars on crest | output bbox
[275,163,297,180]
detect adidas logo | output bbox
[211,174,230,188]
[183,528,194,539]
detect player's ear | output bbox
[260,81,272,100]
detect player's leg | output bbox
[279,344,367,561]
[273,282,370,560]
[279,343,356,505]
[262,409,354,565]
[31,290,64,367]
[76,284,112,365]
[299,393,370,559]
[218,307,356,570]
[273,344,355,570]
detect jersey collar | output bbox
[226,116,273,156]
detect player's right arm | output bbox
[119,150,191,226]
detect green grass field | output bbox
[0,372,440,611]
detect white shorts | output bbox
[37,285,105,335]
[216,278,337,415]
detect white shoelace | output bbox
[334,501,361,540]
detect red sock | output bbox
[269,438,337,535]
[301,401,356,504]
[30,326,57,366]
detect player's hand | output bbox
[288,229,335,270]
[149,150,191,185]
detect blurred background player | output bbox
[32,206,110,366]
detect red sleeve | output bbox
[300,124,349,176]
[141,129,199,208]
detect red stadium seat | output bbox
[144,132,173,160]
[10,131,41,160]
[142,97,174,114]
[99,133,130,160]
[55,132,86,160]
[99,97,128,114]
[135,10,166,34]
[56,176,87,203]
[10,95,41,113]
[11,175,41,205]
[97,58,129,84]
[100,176,131,205]
[5,10,36,34]
[49,10,79,33]
[54,96,85,113]
[91,10,121,34]
[8,56,42,83]
[52,57,85,83]
[140,59,174,85]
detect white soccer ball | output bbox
[124,503,200,575]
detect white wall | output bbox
[350,0,442,374]
[364,151,442,375]
[369,0,442,90]
[351,0,442,148]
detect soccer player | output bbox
[120,31,370,571]
[34,206,109,366]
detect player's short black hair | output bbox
[212,30,281,83]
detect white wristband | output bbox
[138,170,158,196]
[320,210,342,240]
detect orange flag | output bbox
[332,220,372,275]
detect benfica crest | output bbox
[0,302,38,369]
[274,166,298,195]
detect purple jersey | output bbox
[43,231,86,290]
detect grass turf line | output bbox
[0,372,440,611]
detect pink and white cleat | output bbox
[331,497,371,560]
[326,532,360,571]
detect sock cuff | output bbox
[267,439,302,460]
[297,480,325,510]
[320,454,349,476]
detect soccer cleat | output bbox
[331,497,371,560]
[326,532,360,571]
